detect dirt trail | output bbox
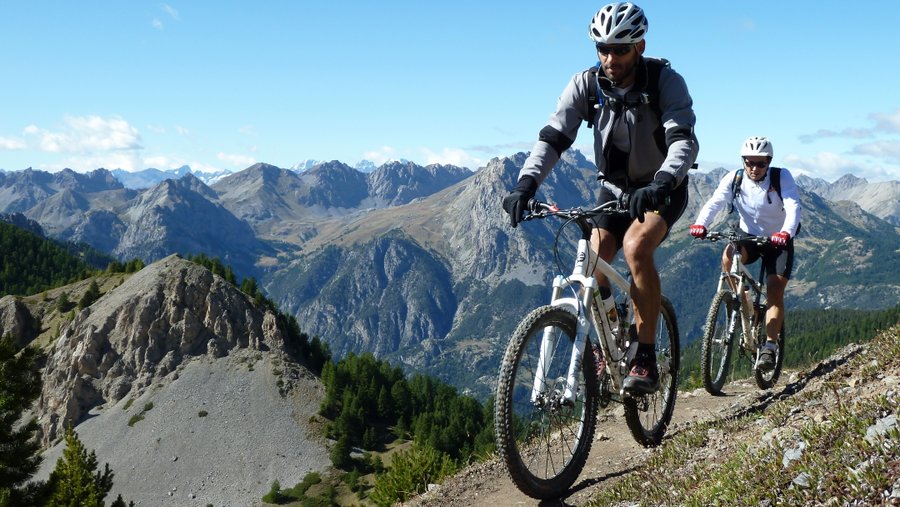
[404,376,787,507]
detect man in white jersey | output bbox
[689,136,801,370]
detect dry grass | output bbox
[587,324,900,506]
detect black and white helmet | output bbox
[741,136,774,158]
[588,3,648,45]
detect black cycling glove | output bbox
[502,176,538,228]
[629,173,676,223]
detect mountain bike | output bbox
[696,228,785,395]
[494,199,680,500]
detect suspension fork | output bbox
[531,239,598,404]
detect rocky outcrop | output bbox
[0,295,35,347]
[37,254,285,445]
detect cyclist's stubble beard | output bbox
[602,52,640,88]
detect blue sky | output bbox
[2,1,899,182]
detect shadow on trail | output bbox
[529,345,865,507]
[704,343,863,422]
[572,465,635,493]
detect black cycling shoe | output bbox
[622,352,659,395]
[756,343,777,372]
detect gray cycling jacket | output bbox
[518,57,699,194]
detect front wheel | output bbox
[700,290,737,395]
[623,295,680,447]
[753,315,786,390]
[494,305,599,500]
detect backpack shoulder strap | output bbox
[584,65,601,128]
[728,169,743,214]
[642,57,670,118]
[769,166,782,201]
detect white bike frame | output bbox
[716,240,766,351]
[530,235,634,404]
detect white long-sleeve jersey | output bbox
[694,168,801,238]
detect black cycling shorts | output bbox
[592,178,689,248]
[738,238,795,280]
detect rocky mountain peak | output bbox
[53,168,124,193]
[368,160,470,206]
[37,255,286,446]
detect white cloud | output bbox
[47,151,142,173]
[217,152,256,168]
[142,155,184,170]
[783,151,900,182]
[421,147,481,169]
[852,139,900,163]
[798,127,873,143]
[175,125,189,135]
[870,108,900,134]
[799,108,900,143]
[363,146,398,166]
[0,137,26,150]
[152,18,163,30]
[162,4,180,21]
[22,115,142,154]
[146,124,167,134]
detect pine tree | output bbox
[0,336,43,503]
[78,280,101,309]
[329,434,353,470]
[45,426,115,507]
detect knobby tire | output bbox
[700,290,737,395]
[494,305,599,500]
[623,295,679,447]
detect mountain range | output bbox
[2,153,898,396]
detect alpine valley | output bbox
[2,151,899,401]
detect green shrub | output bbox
[369,445,457,506]
[198,411,208,417]
[261,480,287,504]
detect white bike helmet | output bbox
[589,3,648,45]
[741,136,774,158]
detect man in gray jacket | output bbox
[502,2,699,394]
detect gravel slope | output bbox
[35,351,330,506]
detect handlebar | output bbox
[523,199,631,239]
[523,199,630,222]
[700,229,770,247]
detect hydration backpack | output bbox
[584,57,670,129]
[728,167,784,214]
[728,166,801,234]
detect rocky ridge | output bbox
[35,254,289,446]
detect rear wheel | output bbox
[753,313,785,390]
[494,305,599,500]
[623,296,679,447]
[700,290,737,395]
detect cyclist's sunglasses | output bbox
[743,159,769,168]
[596,44,634,56]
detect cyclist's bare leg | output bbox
[622,214,668,345]
[765,274,787,343]
[590,227,619,290]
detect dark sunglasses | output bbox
[595,44,633,56]
[744,159,769,168]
